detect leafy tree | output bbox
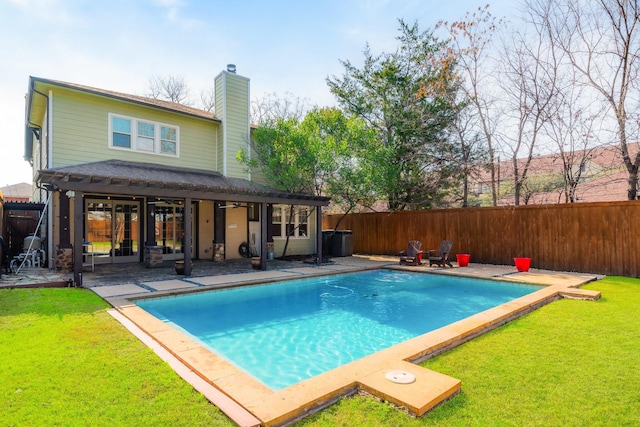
[238,117,317,257]
[327,20,460,211]
[302,108,379,228]
[238,107,378,256]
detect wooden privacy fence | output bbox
[323,201,640,278]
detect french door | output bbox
[85,200,140,264]
[153,204,185,260]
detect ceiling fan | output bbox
[219,202,247,209]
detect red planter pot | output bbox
[514,257,531,272]
[456,254,470,267]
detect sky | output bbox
[0,0,519,188]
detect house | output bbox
[470,143,638,206]
[24,66,330,285]
[0,183,32,202]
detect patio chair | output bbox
[399,240,423,266]
[426,240,454,267]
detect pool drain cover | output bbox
[385,370,416,384]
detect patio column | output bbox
[184,197,192,276]
[59,192,71,248]
[316,205,322,265]
[260,202,268,270]
[146,202,156,246]
[213,202,226,261]
[72,191,83,286]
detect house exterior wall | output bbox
[225,205,248,259]
[40,85,219,171]
[271,209,317,257]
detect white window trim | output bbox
[108,113,180,157]
[272,205,310,240]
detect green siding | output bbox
[224,75,250,179]
[214,72,250,179]
[49,88,219,171]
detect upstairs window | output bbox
[109,113,179,156]
[112,117,132,148]
[137,121,155,152]
[161,126,177,155]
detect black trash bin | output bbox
[322,230,334,256]
[330,230,353,257]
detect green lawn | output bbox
[1,277,639,426]
[0,289,234,426]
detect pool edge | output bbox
[104,263,601,426]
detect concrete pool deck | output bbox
[95,257,601,426]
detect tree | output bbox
[544,79,605,203]
[250,92,310,126]
[199,87,215,112]
[437,5,505,206]
[238,116,318,258]
[528,0,640,200]
[146,75,192,104]
[302,108,379,228]
[327,20,460,211]
[448,108,488,207]
[238,107,378,256]
[497,14,561,205]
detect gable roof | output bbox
[37,160,330,206]
[28,76,219,122]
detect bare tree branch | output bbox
[146,75,192,105]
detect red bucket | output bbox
[456,254,470,267]
[514,257,531,272]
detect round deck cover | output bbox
[385,370,416,384]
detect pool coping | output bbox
[101,261,600,426]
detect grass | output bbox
[1,277,639,426]
[0,288,234,426]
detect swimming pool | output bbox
[137,270,541,390]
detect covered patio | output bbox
[36,159,330,286]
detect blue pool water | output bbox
[137,270,541,390]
